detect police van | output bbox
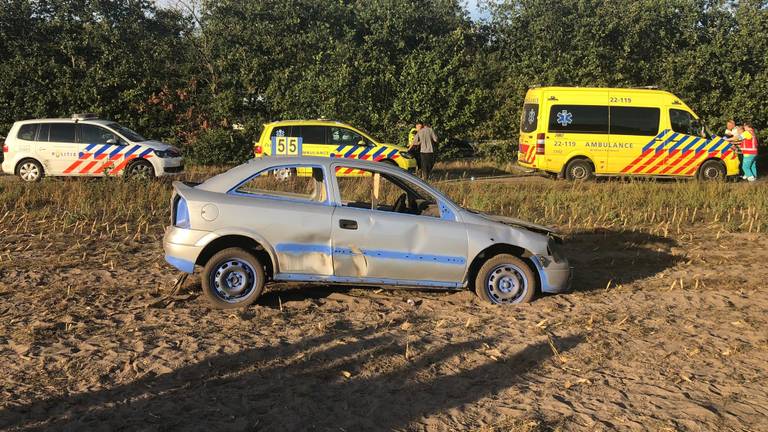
[1,114,184,182]
[518,87,739,180]
[254,119,417,172]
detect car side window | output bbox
[17,124,37,141]
[329,127,370,147]
[49,124,76,143]
[79,124,117,145]
[335,166,440,218]
[670,109,701,136]
[234,166,327,203]
[36,124,50,141]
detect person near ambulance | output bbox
[724,119,739,139]
[407,126,421,171]
[409,121,438,180]
[739,122,758,181]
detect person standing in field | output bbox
[724,119,739,138]
[410,121,438,180]
[407,126,421,171]
[740,122,758,181]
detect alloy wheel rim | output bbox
[486,263,528,304]
[19,163,40,181]
[211,258,258,303]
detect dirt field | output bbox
[1,171,767,431]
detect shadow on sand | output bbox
[0,322,583,431]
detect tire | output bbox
[202,247,266,309]
[16,159,44,182]
[126,159,155,178]
[564,159,594,181]
[697,160,726,181]
[474,254,537,305]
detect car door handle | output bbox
[339,219,358,230]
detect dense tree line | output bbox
[0,0,766,164]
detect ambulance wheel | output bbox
[565,159,593,181]
[475,254,537,305]
[202,247,266,309]
[126,159,155,178]
[16,159,44,182]
[697,160,726,181]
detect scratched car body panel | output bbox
[163,157,572,308]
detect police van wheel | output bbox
[474,254,537,305]
[697,160,726,181]
[126,160,155,178]
[202,247,266,309]
[16,159,44,182]
[565,159,593,181]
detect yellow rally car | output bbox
[518,87,739,180]
[254,120,417,172]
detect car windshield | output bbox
[105,122,145,142]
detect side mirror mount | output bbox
[106,138,118,145]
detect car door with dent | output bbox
[330,164,468,286]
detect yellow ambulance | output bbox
[517,87,738,180]
[254,119,416,172]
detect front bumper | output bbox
[162,226,212,273]
[157,157,185,176]
[532,255,573,293]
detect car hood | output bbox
[475,212,563,241]
[382,143,408,152]
[137,140,176,151]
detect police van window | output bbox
[79,124,116,145]
[36,124,50,141]
[49,123,76,143]
[17,124,37,141]
[548,105,609,134]
[330,127,369,146]
[295,126,327,144]
[521,104,539,133]
[670,109,701,136]
[610,107,660,136]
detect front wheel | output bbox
[697,160,726,181]
[126,159,155,178]
[202,247,266,309]
[474,254,537,305]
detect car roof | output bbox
[14,118,115,126]
[197,156,411,193]
[264,119,354,127]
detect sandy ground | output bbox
[0,188,767,431]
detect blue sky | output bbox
[464,0,492,21]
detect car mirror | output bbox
[106,138,118,145]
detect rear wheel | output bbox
[202,247,266,309]
[474,254,537,305]
[16,159,44,182]
[697,160,726,181]
[564,159,594,181]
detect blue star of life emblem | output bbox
[557,110,573,127]
[276,129,285,137]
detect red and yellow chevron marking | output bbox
[620,133,731,177]
[518,143,536,165]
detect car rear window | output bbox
[520,103,539,133]
[17,124,37,141]
[610,107,660,136]
[49,123,76,142]
[548,105,609,134]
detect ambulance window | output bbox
[270,126,294,138]
[521,104,539,133]
[548,105,608,134]
[329,127,370,147]
[295,126,327,144]
[670,109,700,136]
[610,107,660,136]
[49,124,76,143]
[17,124,37,141]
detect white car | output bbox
[1,114,184,181]
[163,157,572,309]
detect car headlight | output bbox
[154,147,182,158]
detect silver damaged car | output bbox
[163,157,572,308]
